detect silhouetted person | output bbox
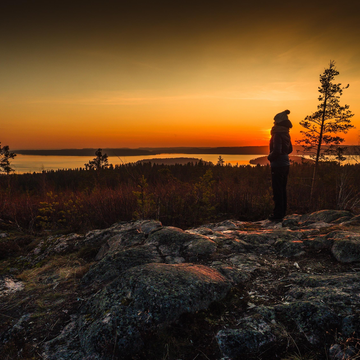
[267,109,293,222]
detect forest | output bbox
[0,160,359,234]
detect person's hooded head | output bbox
[274,110,292,128]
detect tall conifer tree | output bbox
[297,61,354,199]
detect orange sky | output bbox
[1,0,359,149]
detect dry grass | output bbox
[18,255,91,284]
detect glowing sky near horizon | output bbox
[1,0,359,149]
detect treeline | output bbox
[0,161,359,232]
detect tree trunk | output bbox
[310,94,328,202]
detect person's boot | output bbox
[268,215,283,222]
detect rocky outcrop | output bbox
[45,263,231,360]
[1,212,360,359]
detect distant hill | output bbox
[136,157,212,165]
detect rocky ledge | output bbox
[1,210,360,359]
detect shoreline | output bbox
[12,145,359,157]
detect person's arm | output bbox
[288,141,293,154]
[268,133,282,161]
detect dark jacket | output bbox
[268,121,293,167]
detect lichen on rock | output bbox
[1,210,360,359]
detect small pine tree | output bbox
[133,175,156,219]
[85,148,110,171]
[0,143,16,174]
[217,156,225,166]
[192,169,216,223]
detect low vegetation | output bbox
[0,160,360,233]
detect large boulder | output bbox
[81,245,163,286]
[328,231,360,263]
[145,226,217,262]
[92,220,162,260]
[46,263,231,359]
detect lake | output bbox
[10,153,360,174]
[11,153,260,174]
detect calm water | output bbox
[11,153,360,174]
[11,154,260,174]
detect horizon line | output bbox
[13,144,358,152]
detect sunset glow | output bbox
[1,0,359,149]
